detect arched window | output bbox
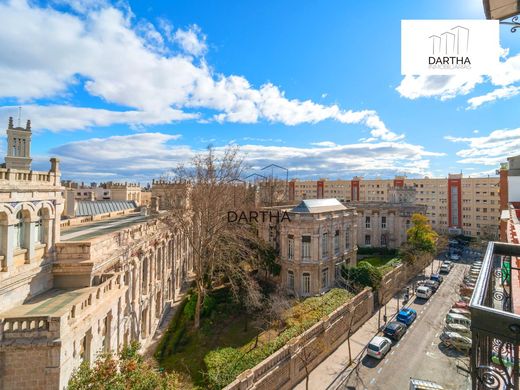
[14,210,25,249]
[35,209,44,243]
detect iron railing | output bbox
[469,241,520,389]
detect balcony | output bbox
[469,241,520,390]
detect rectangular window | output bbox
[287,235,294,260]
[321,233,329,258]
[345,227,350,250]
[321,268,329,289]
[381,235,387,246]
[288,270,294,290]
[302,273,311,295]
[334,230,340,255]
[302,236,311,260]
[381,216,387,229]
[365,235,371,246]
[365,216,371,229]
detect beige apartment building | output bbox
[289,174,500,239]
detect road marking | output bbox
[435,332,439,338]
[384,359,389,365]
[390,351,395,355]
[396,342,400,348]
[370,378,376,385]
[377,368,382,374]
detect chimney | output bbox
[50,157,60,173]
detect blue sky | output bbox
[0,0,519,184]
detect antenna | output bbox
[17,106,21,127]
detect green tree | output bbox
[68,341,185,390]
[341,262,383,291]
[400,213,438,265]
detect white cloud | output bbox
[49,132,443,181]
[396,49,520,104]
[445,128,520,166]
[0,105,196,132]
[173,24,207,56]
[467,85,520,110]
[310,141,337,147]
[0,0,400,140]
[396,74,482,101]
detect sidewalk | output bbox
[293,259,441,390]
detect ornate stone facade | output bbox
[0,120,193,389]
[261,199,357,297]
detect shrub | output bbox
[342,262,383,291]
[203,289,352,389]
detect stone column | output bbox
[24,220,36,263]
[2,224,14,271]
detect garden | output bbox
[154,287,353,389]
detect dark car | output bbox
[396,308,417,326]
[383,321,407,341]
[430,273,444,284]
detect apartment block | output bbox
[288,174,500,239]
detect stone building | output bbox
[0,119,193,389]
[261,199,357,297]
[351,200,428,250]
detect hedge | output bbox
[203,289,352,389]
[357,247,398,256]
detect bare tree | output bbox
[161,146,267,329]
[297,338,326,390]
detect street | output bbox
[341,259,472,390]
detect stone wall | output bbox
[224,288,374,390]
[378,254,432,306]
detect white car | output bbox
[416,285,433,299]
[367,336,392,359]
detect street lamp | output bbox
[482,0,520,31]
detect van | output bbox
[416,286,433,299]
[445,313,471,328]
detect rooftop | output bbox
[75,200,137,217]
[61,213,150,242]
[291,198,347,213]
[0,288,88,318]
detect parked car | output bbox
[430,273,444,284]
[449,253,460,261]
[418,279,440,292]
[445,323,471,337]
[367,336,392,359]
[440,264,451,274]
[397,308,417,326]
[416,286,433,299]
[460,286,474,297]
[445,313,471,327]
[440,331,472,352]
[383,321,407,341]
[443,260,454,269]
[449,308,471,318]
[452,301,469,309]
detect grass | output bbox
[157,289,263,389]
[157,288,354,389]
[359,255,401,274]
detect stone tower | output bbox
[5,116,32,170]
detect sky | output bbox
[0,0,519,184]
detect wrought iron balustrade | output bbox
[469,242,520,390]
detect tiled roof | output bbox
[75,200,137,216]
[291,198,346,213]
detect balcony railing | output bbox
[469,241,520,390]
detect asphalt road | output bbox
[342,258,473,390]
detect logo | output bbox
[227,210,291,223]
[401,20,499,76]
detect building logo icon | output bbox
[427,25,471,69]
[401,20,499,76]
